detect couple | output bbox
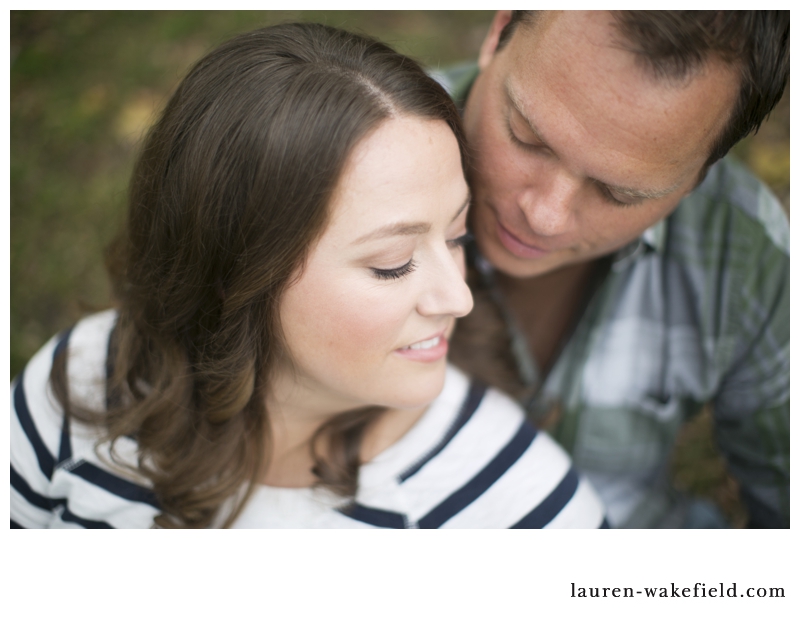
[11,12,789,529]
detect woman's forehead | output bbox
[324,116,467,241]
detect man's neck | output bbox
[495,259,598,374]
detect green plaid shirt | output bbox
[438,64,789,527]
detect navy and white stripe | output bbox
[398,380,486,482]
[12,311,608,529]
[11,311,161,529]
[236,367,607,528]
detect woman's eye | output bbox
[448,231,474,249]
[371,258,417,281]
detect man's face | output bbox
[464,11,739,278]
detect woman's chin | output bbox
[379,365,447,411]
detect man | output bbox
[444,11,789,527]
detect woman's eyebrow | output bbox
[353,193,471,245]
[353,222,430,244]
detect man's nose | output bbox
[517,168,579,237]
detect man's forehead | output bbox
[506,11,740,109]
[502,78,686,200]
[495,12,737,195]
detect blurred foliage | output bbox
[671,407,750,528]
[731,78,790,210]
[10,11,789,527]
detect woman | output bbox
[11,23,607,528]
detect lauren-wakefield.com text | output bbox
[571,583,784,599]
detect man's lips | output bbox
[495,220,553,259]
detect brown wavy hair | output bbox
[50,22,466,528]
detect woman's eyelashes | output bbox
[369,231,470,281]
[371,258,418,281]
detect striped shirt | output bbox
[436,63,790,528]
[11,310,608,529]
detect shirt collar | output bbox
[611,219,666,272]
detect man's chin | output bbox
[479,240,567,279]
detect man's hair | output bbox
[498,11,789,171]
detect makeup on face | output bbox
[272,115,473,418]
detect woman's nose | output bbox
[416,251,474,319]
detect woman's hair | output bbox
[50,22,466,528]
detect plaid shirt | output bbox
[437,64,789,527]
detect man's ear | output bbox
[478,10,514,70]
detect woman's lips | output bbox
[496,220,552,260]
[394,333,448,363]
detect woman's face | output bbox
[276,115,473,414]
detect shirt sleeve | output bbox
[10,333,67,528]
[712,201,790,528]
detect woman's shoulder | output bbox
[59,309,119,411]
[11,309,118,464]
[12,309,118,430]
[395,365,608,528]
[11,309,159,529]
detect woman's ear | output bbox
[478,10,514,70]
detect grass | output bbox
[10,11,789,527]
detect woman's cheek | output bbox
[321,281,412,356]
[283,265,410,363]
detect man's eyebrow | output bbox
[506,81,551,148]
[505,81,679,201]
[601,181,679,201]
[353,193,471,245]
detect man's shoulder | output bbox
[654,156,789,355]
[668,156,789,258]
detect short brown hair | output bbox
[498,11,789,171]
